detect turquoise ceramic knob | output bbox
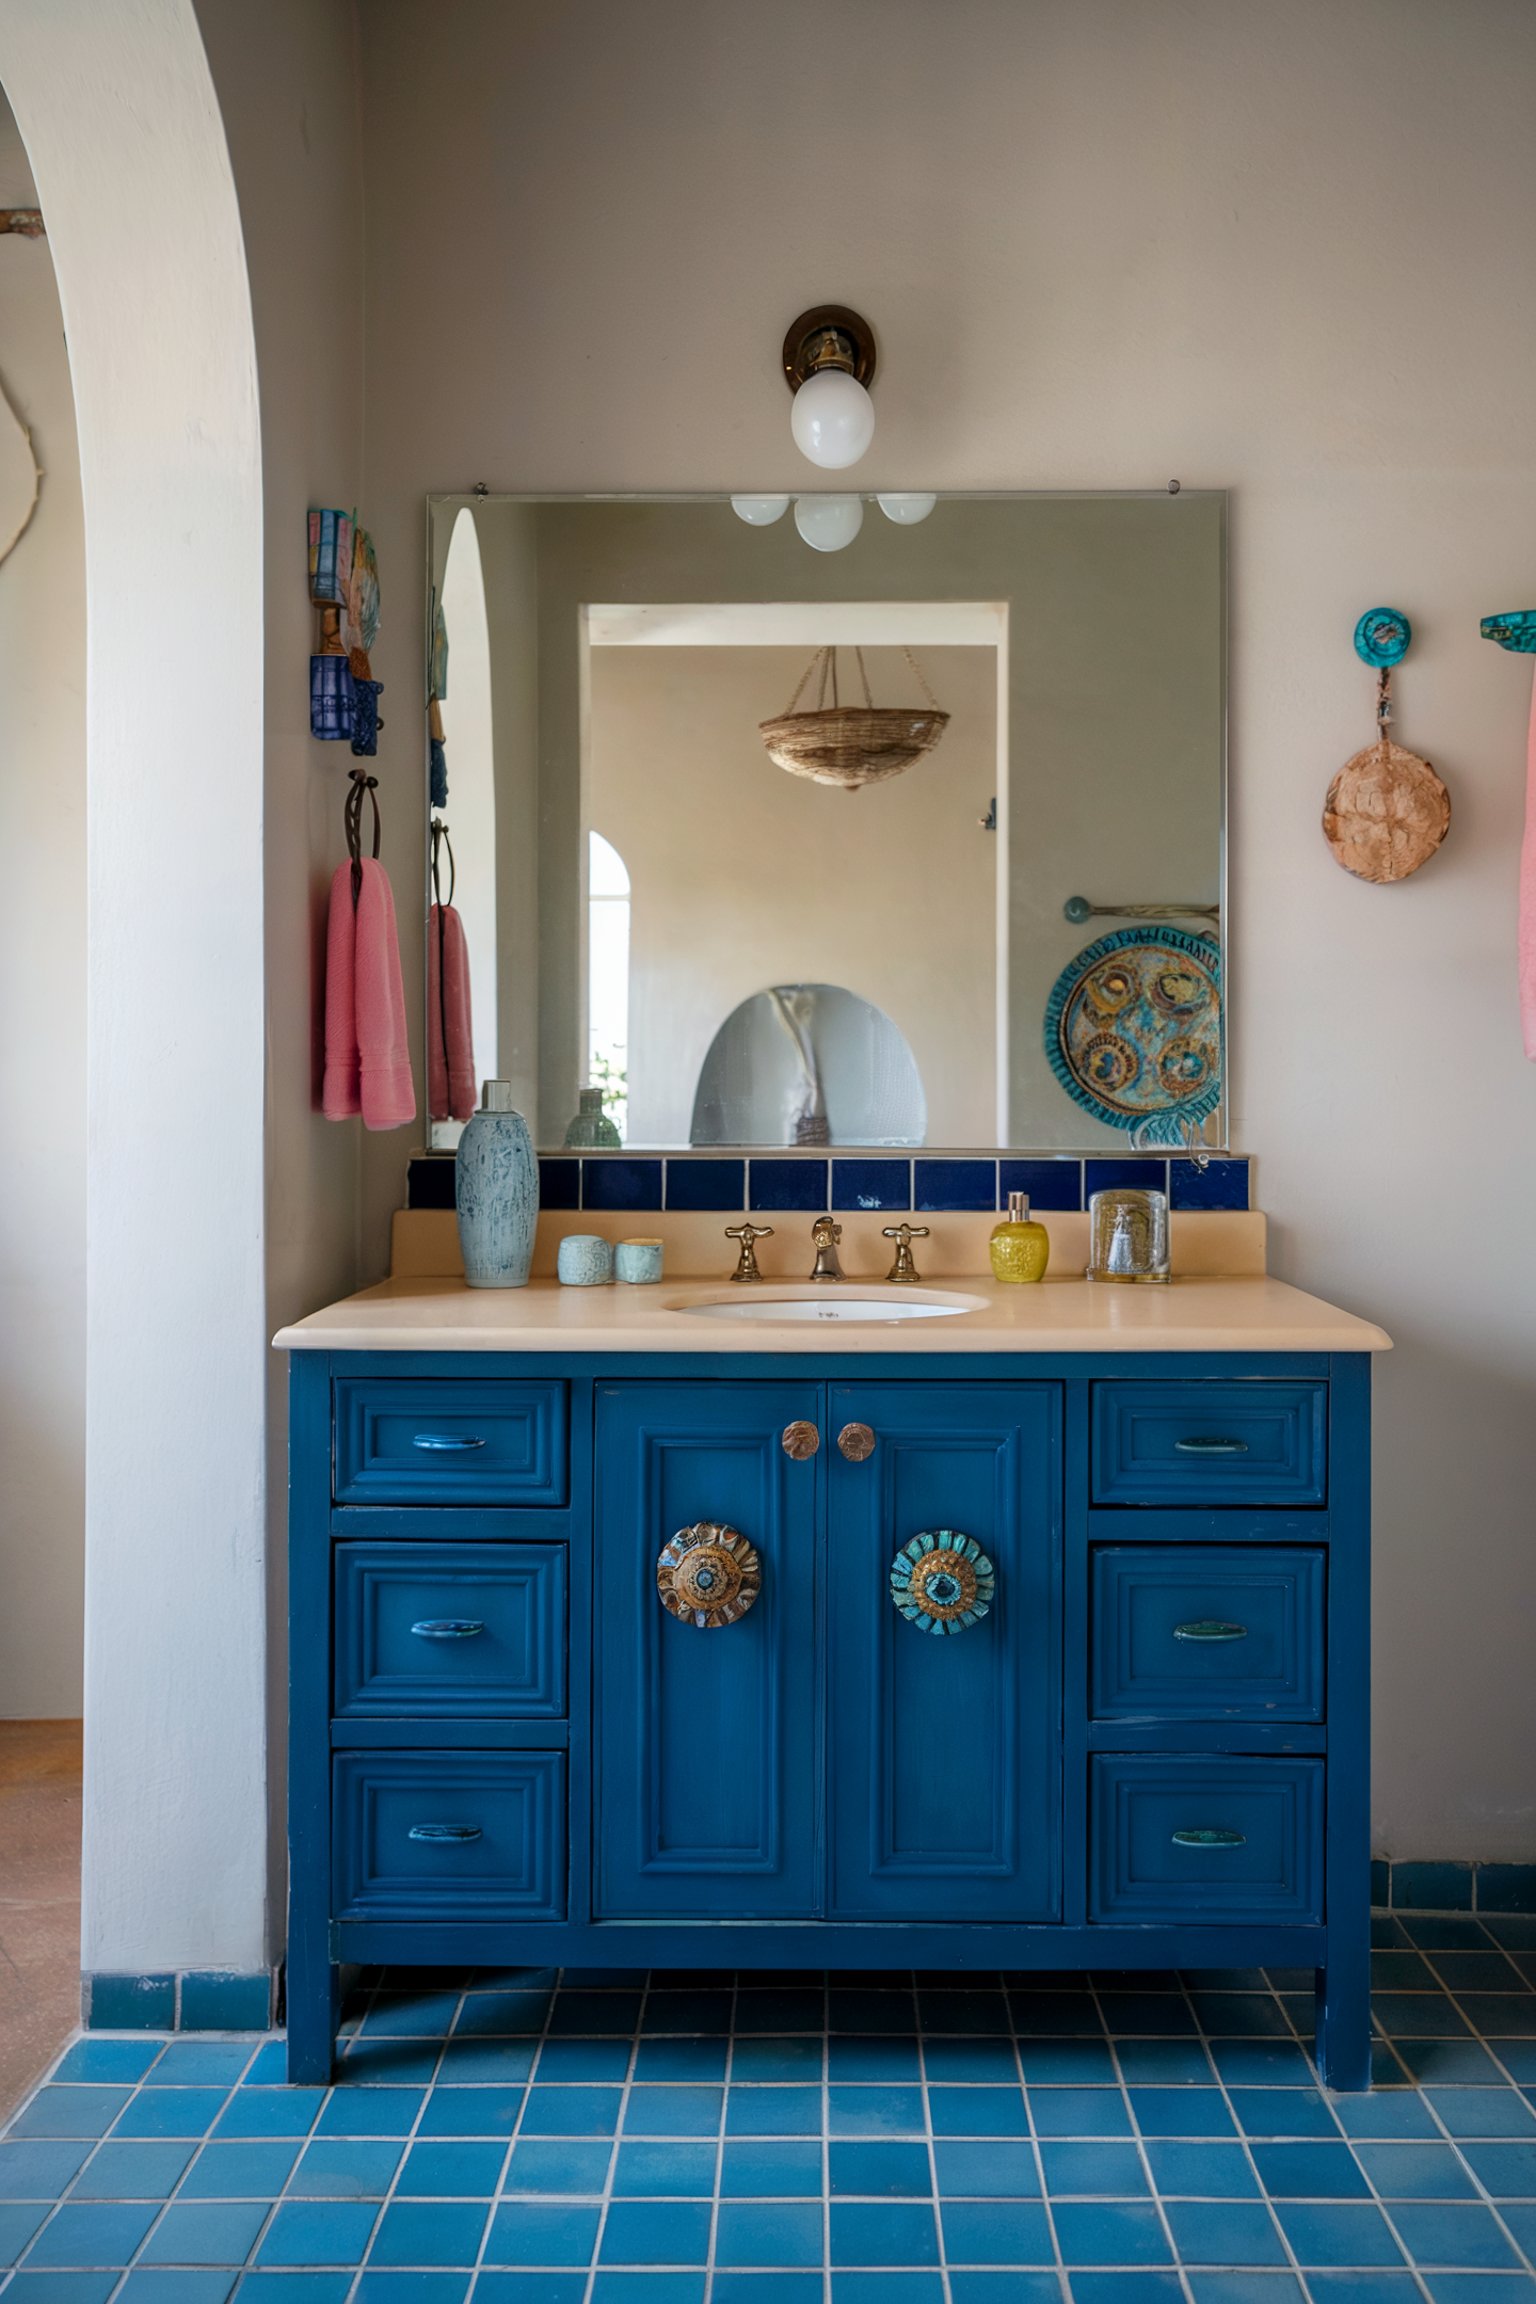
[1354,607,1411,667]
[454,1082,538,1288]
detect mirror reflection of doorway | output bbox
[691,982,927,1148]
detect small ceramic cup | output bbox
[556,1233,615,1286]
[616,1237,664,1285]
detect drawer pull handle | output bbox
[1173,1619,1248,1643]
[410,1619,485,1640]
[407,1822,483,1844]
[1171,1826,1247,1848]
[1173,1436,1250,1455]
[412,1433,487,1451]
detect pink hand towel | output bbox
[322,858,417,1129]
[428,901,477,1121]
[1522,670,1536,1059]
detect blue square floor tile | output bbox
[209,2091,324,2142]
[716,2140,822,2198]
[1162,2198,1288,2266]
[0,2141,94,2198]
[353,2277,471,2304]
[1051,2199,1173,2266]
[710,2277,824,2304]
[70,2141,195,2198]
[238,2044,288,2086]
[1395,2201,1526,2270]
[1250,2141,1372,2197]
[1068,2280,1184,2304]
[501,2140,612,2196]
[116,2274,239,2304]
[1127,2088,1236,2138]
[621,2086,723,2138]
[177,2140,301,2199]
[366,2201,492,2267]
[1016,2040,1117,2084]
[925,2086,1029,2137]
[828,2200,938,2266]
[287,2139,404,2199]
[1039,2139,1148,2196]
[533,2039,631,2083]
[712,2201,825,2268]
[0,2201,49,2262]
[733,2041,824,2084]
[827,2139,931,2196]
[1333,2093,1441,2139]
[597,2199,713,2265]
[22,2199,161,2266]
[255,2201,382,2266]
[826,2085,925,2137]
[5,2276,119,2304]
[947,2278,1062,2304]
[1271,2199,1408,2266]
[144,2044,256,2088]
[824,2039,915,2082]
[1116,2039,1216,2085]
[1229,2089,1341,2139]
[395,2140,503,2197]
[1304,2279,1422,2304]
[516,2088,623,2138]
[1032,2087,1135,2138]
[9,2089,134,2140]
[138,2201,271,2266]
[237,2279,353,2304]
[612,2140,721,2196]
[413,2089,523,2139]
[1142,2139,1260,2197]
[1355,2141,1482,2197]
[51,2041,166,2087]
[931,2138,1038,2197]
[828,2278,943,2304]
[481,2200,602,2267]
[1183,2280,1306,2304]
[1426,2089,1536,2137]
[939,2199,1055,2266]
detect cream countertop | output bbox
[274,1273,1391,1356]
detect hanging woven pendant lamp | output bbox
[759,645,949,791]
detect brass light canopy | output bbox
[781,305,878,394]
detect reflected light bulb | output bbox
[876,493,937,525]
[730,494,791,525]
[794,494,864,552]
[790,368,875,470]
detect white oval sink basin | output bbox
[671,1288,985,1325]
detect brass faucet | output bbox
[724,1221,774,1282]
[809,1216,844,1282]
[882,1222,930,1283]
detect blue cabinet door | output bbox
[594,1382,821,1918]
[828,1383,1062,1920]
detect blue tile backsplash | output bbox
[411,1154,1251,1218]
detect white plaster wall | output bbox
[362,0,1536,1858]
[0,92,84,1720]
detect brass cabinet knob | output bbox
[656,1521,762,1628]
[781,1421,820,1460]
[837,1422,876,1462]
[889,1529,996,1634]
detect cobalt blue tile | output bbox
[1051,2200,1173,2267]
[598,2199,712,2265]
[354,2279,470,2304]
[737,1988,825,2033]
[713,2201,824,2268]
[1168,1157,1250,1211]
[1251,2142,1372,2198]
[1490,2199,1536,2255]
[1333,2094,1441,2141]
[1271,2200,1407,2266]
[111,2091,230,2142]
[1032,2088,1134,2138]
[581,1159,663,1213]
[830,1160,912,1212]
[1115,2040,1216,2086]
[412,2090,523,2139]
[826,2085,924,2137]
[0,2202,49,2260]
[1163,2199,1287,2266]
[210,2090,325,2140]
[432,2045,534,2090]
[178,2141,301,2197]
[728,2040,820,2084]
[924,2086,1028,2137]
[931,2139,1038,2197]
[1390,2202,1523,2268]
[1392,1864,1476,1912]
[711,2280,823,2304]
[551,1990,646,2035]
[482,2201,601,2267]
[501,2141,612,2195]
[913,1159,997,1212]
[238,2044,288,2087]
[1100,1991,1197,2038]
[288,2139,405,2198]
[1209,2040,1315,2086]
[1188,1993,1290,2039]
[918,1989,1009,2035]
[519,2088,623,2137]
[407,1157,457,1211]
[639,1991,730,2037]
[237,2280,352,2304]
[24,2200,160,2265]
[716,2140,822,2198]
[1356,2142,1480,2198]
[940,2280,1061,2304]
[85,1976,176,2031]
[828,2140,931,2196]
[1016,2040,1117,2084]
[1039,2139,1148,2195]
[620,2087,722,2138]
[5,2278,117,2304]
[1300,2282,1419,2304]
[922,2039,1018,2083]
[830,1990,916,2034]
[453,1991,550,2038]
[537,1159,580,1210]
[828,2279,943,2304]
[1475,1865,1536,1915]
[1229,2089,1341,2139]
[1458,2140,1536,2195]
[1142,2140,1261,2196]
[144,2044,255,2088]
[1011,1990,1101,2036]
[395,2141,503,2197]
[178,1973,271,2031]
[1183,2282,1305,2304]
[9,2089,134,2140]
[608,2142,716,2198]
[256,2201,382,2265]
[724,2087,823,2137]
[335,2041,442,2087]
[360,1992,463,2038]
[313,2092,423,2138]
[1128,2089,1236,2138]
[663,1159,746,1212]
[748,1160,827,1214]
[590,2276,706,2304]
[1372,1859,1392,1905]
[0,2140,94,2197]
[825,2039,913,2082]
[139,2201,270,2265]
[532,2040,631,2084]
[1373,1993,1471,2038]
[1418,2281,1532,2304]
[476,2277,587,2304]
[116,2275,238,2304]
[999,1158,1082,1212]
[1085,1158,1169,1198]
[51,2041,166,2087]
[829,2200,938,2265]
[1070,2281,1185,2304]
[630,2038,730,2084]
[368,2202,492,2266]
[70,2141,195,2197]
[1390,2042,1505,2085]
[939,2199,1054,2265]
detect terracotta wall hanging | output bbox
[1323,607,1449,883]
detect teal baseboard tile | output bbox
[1372,1860,1536,1914]
[83,1969,277,2031]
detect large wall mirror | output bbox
[423,492,1225,1154]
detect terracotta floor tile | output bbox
[0,1720,82,2119]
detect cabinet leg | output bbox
[1316,1942,1372,2092]
[284,1953,338,2086]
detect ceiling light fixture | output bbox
[783,305,876,471]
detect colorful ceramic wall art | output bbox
[1044,926,1222,1142]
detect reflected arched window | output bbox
[588,830,630,1141]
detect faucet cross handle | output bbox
[882,1222,931,1283]
[724,1221,774,1283]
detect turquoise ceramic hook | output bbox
[1481,610,1536,654]
[1353,606,1412,667]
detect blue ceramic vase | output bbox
[455,1082,538,1288]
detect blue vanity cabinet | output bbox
[286,1346,1372,2094]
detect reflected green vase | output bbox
[564,1086,621,1149]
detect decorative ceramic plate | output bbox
[1044,926,1222,1140]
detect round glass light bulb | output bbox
[876,492,937,525]
[790,368,875,470]
[730,493,791,526]
[793,494,864,552]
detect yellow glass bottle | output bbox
[989,1191,1050,1283]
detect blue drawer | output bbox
[333,1543,567,1719]
[1091,1381,1326,1507]
[1090,1545,1325,1722]
[1090,1754,1323,1924]
[332,1751,565,1922]
[334,1378,568,1507]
